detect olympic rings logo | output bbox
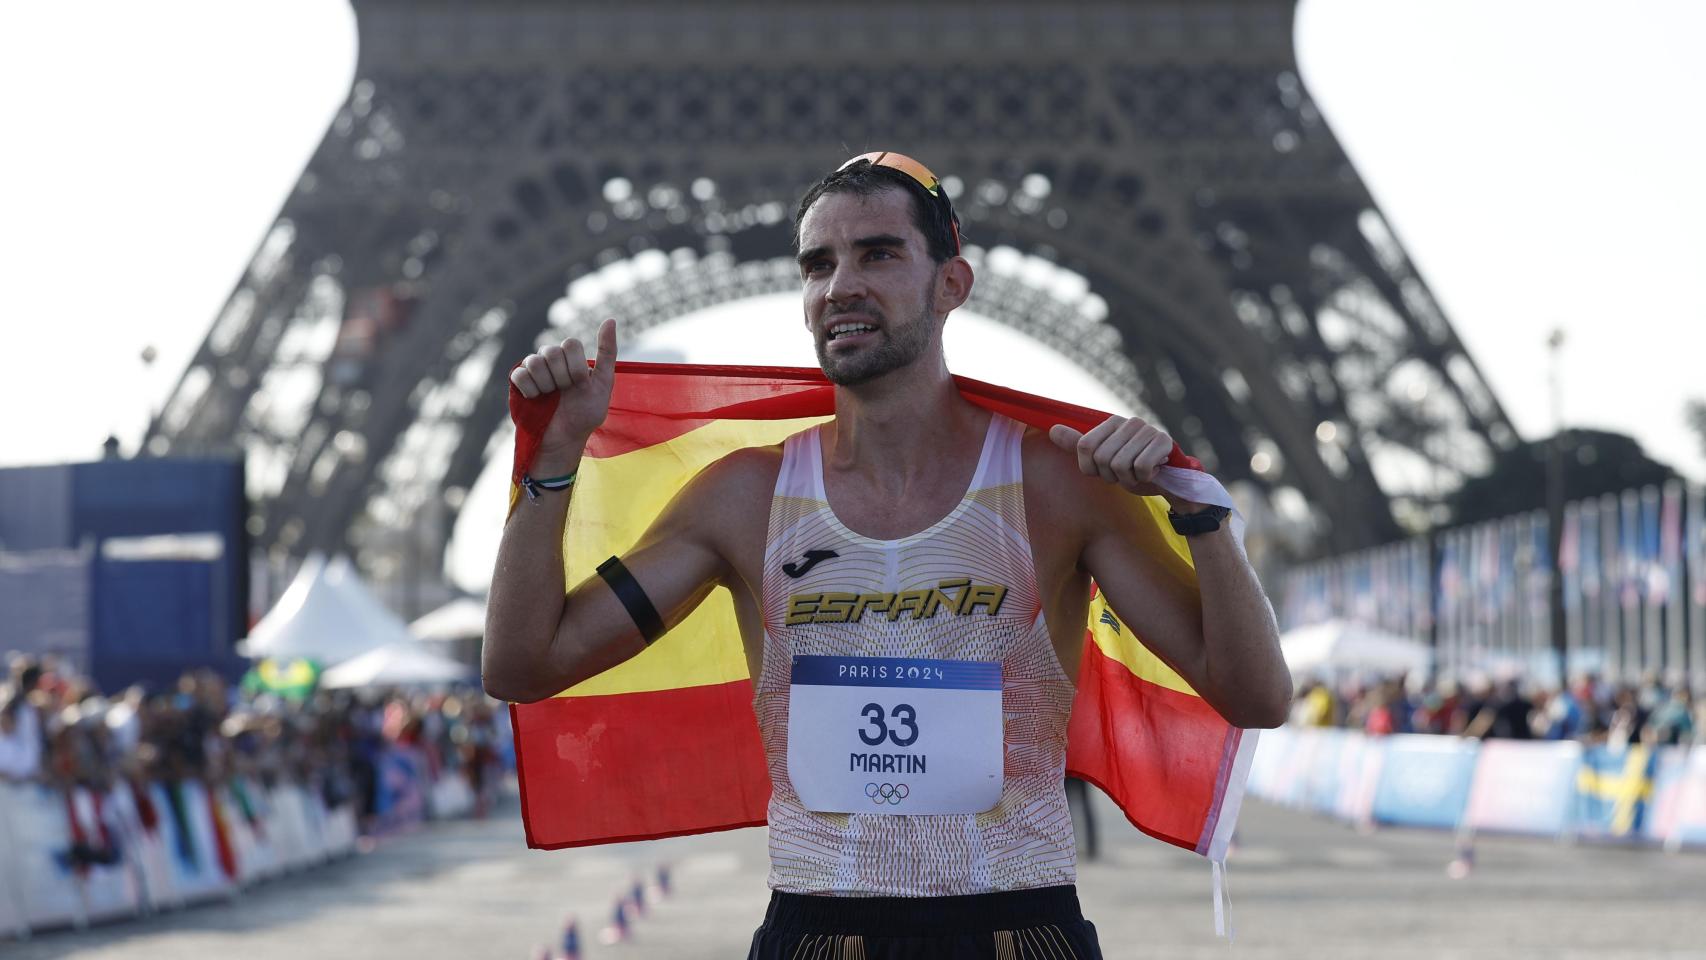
[864,782,910,805]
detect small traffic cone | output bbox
[599,897,631,945]
[1446,834,1475,879]
[561,915,582,959]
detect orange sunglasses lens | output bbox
[838,151,943,196]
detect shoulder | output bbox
[666,442,784,537]
[1017,424,1080,489]
[699,442,784,493]
[1016,424,1111,520]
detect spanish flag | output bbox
[507,363,1256,861]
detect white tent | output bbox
[242,554,416,665]
[410,596,486,642]
[1280,620,1432,679]
[319,640,477,689]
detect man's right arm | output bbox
[482,319,727,703]
[483,444,729,702]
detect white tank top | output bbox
[755,413,1078,896]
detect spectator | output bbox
[1362,679,1410,736]
[1451,678,1491,736]
[0,656,508,841]
[1645,686,1695,746]
[1537,683,1586,740]
[1291,679,1337,727]
[1464,679,1536,740]
[1605,686,1648,749]
[0,658,45,781]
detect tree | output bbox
[1447,428,1678,526]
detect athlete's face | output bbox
[796,187,942,386]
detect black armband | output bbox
[596,556,665,645]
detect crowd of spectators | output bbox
[0,654,507,831]
[1291,670,1703,747]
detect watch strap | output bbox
[1168,504,1232,537]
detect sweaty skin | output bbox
[483,186,1290,729]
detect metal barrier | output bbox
[0,749,483,940]
[1247,727,1706,849]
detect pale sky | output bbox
[3,2,1702,499]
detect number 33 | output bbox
[859,703,919,747]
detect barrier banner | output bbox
[220,781,277,885]
[66,786,139,922]
[152,782,232,903]
[1275,729,1319,808]
[1303,729,1346,814]
[1245,725,1292,801]
[1644,746,1690,844]
[1463,740,1581,836]
[1574,744,1657,840]
[1334,734,1385,825]
[0,783,33,937]
[373,747,429,834]
[0,765,453,939]
[105,781,177,912]
[266,785,318,870]
[1370,735,1479,829]
[429,772,476,820]
[1663,747,1706,849]
[6,783,84,929]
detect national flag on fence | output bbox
[1575,744,1657,838]
[1579,500,1600,597]
[1620,493,1642,612]
[1690,485,1706,607]
[1657,483,1682,604]
[504,363,1255,862]
[1436,534,1460,620]
[1561,504,1581,615]
[1527,512,1551,623]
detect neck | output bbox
[826,357,986,487]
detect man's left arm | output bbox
[1050,416,1292,728]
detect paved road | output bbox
[11,788,1704,960]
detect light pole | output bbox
[1546,329,1567,686]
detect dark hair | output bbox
[793,160,961,264]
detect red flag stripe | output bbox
[510,362,1203,481]
[1064,639,1237,852]
[511,681,771,850]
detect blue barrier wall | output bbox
[1249,727,1706,848]
[0,458,248,691]
[1370,735,1480,830]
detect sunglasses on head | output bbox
[838,151,962,255]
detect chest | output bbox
[818,464,980,543]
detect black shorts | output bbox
[747,884,1103,959]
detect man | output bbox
[486,152,1290,958]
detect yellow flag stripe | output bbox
[551,416,830,697]
[539,414,1203,701]
[1086,496,1202,698]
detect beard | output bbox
[814,286,938,387]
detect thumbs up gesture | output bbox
[1048,415,1175,499]
[509,318,619,464]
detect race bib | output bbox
[787,655,1003,815]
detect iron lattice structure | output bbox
[149,0,1515,585]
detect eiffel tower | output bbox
[148,0,1515,591]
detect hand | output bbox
[1049,415,1176,500]
[510,318,618,465]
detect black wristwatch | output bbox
[1168,504,1232,537]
